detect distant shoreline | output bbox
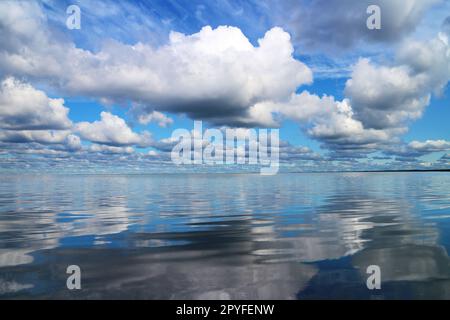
[0,169,449,175]
[293,169,450,174]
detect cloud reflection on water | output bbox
[0,173,449,299]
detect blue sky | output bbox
[0,0,449,172]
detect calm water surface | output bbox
[0,172,449,299]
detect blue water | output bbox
[0,172,449,299]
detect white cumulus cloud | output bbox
[75,112,152,147]
[0,77,72,130]
[0,1,313,127]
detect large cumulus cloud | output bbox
[0,77,78,151]
[247,29,450,158]
[0,1,312,127]
[346,34,450,131]
[0,77,72,130]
